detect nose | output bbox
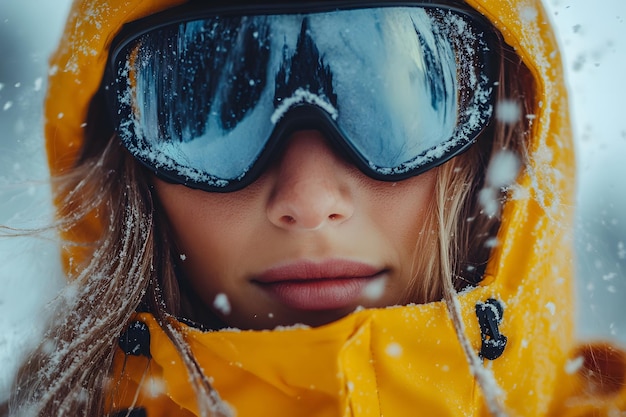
[266,130,355,230]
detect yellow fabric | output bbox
[45,0,187,275]
[45,0,626,416]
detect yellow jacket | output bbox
[45,0,626,416]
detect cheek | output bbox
[364,169,437,246]
[153,181,262,288]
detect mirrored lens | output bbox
[107,6,497,190]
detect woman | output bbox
[4,0,626,416]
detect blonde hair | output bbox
[404,49,534,305]
[7,43,534,417]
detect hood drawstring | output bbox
[443,285,510,417]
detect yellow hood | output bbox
[45,0,626,416]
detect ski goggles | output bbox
[102,1,502,192]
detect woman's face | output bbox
[153,130,437,330]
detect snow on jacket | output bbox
[45,0,626,415]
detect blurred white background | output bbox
[1,0,625,400]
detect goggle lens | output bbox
[104,4,500,191]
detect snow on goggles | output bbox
[103,1,501,192]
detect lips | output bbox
[253,260,386,311]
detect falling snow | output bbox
[495,99,522,124]
[213,293,232,316]
[143,377,167,398]
[385,343,403,358]
[564,356,584,375]
[0,0,626,403]
[479,150,521,217]
[362,277,387,301]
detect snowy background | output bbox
[1,0,625,400]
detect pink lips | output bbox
[253,260,384,311]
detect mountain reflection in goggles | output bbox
[103,3,501,192]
